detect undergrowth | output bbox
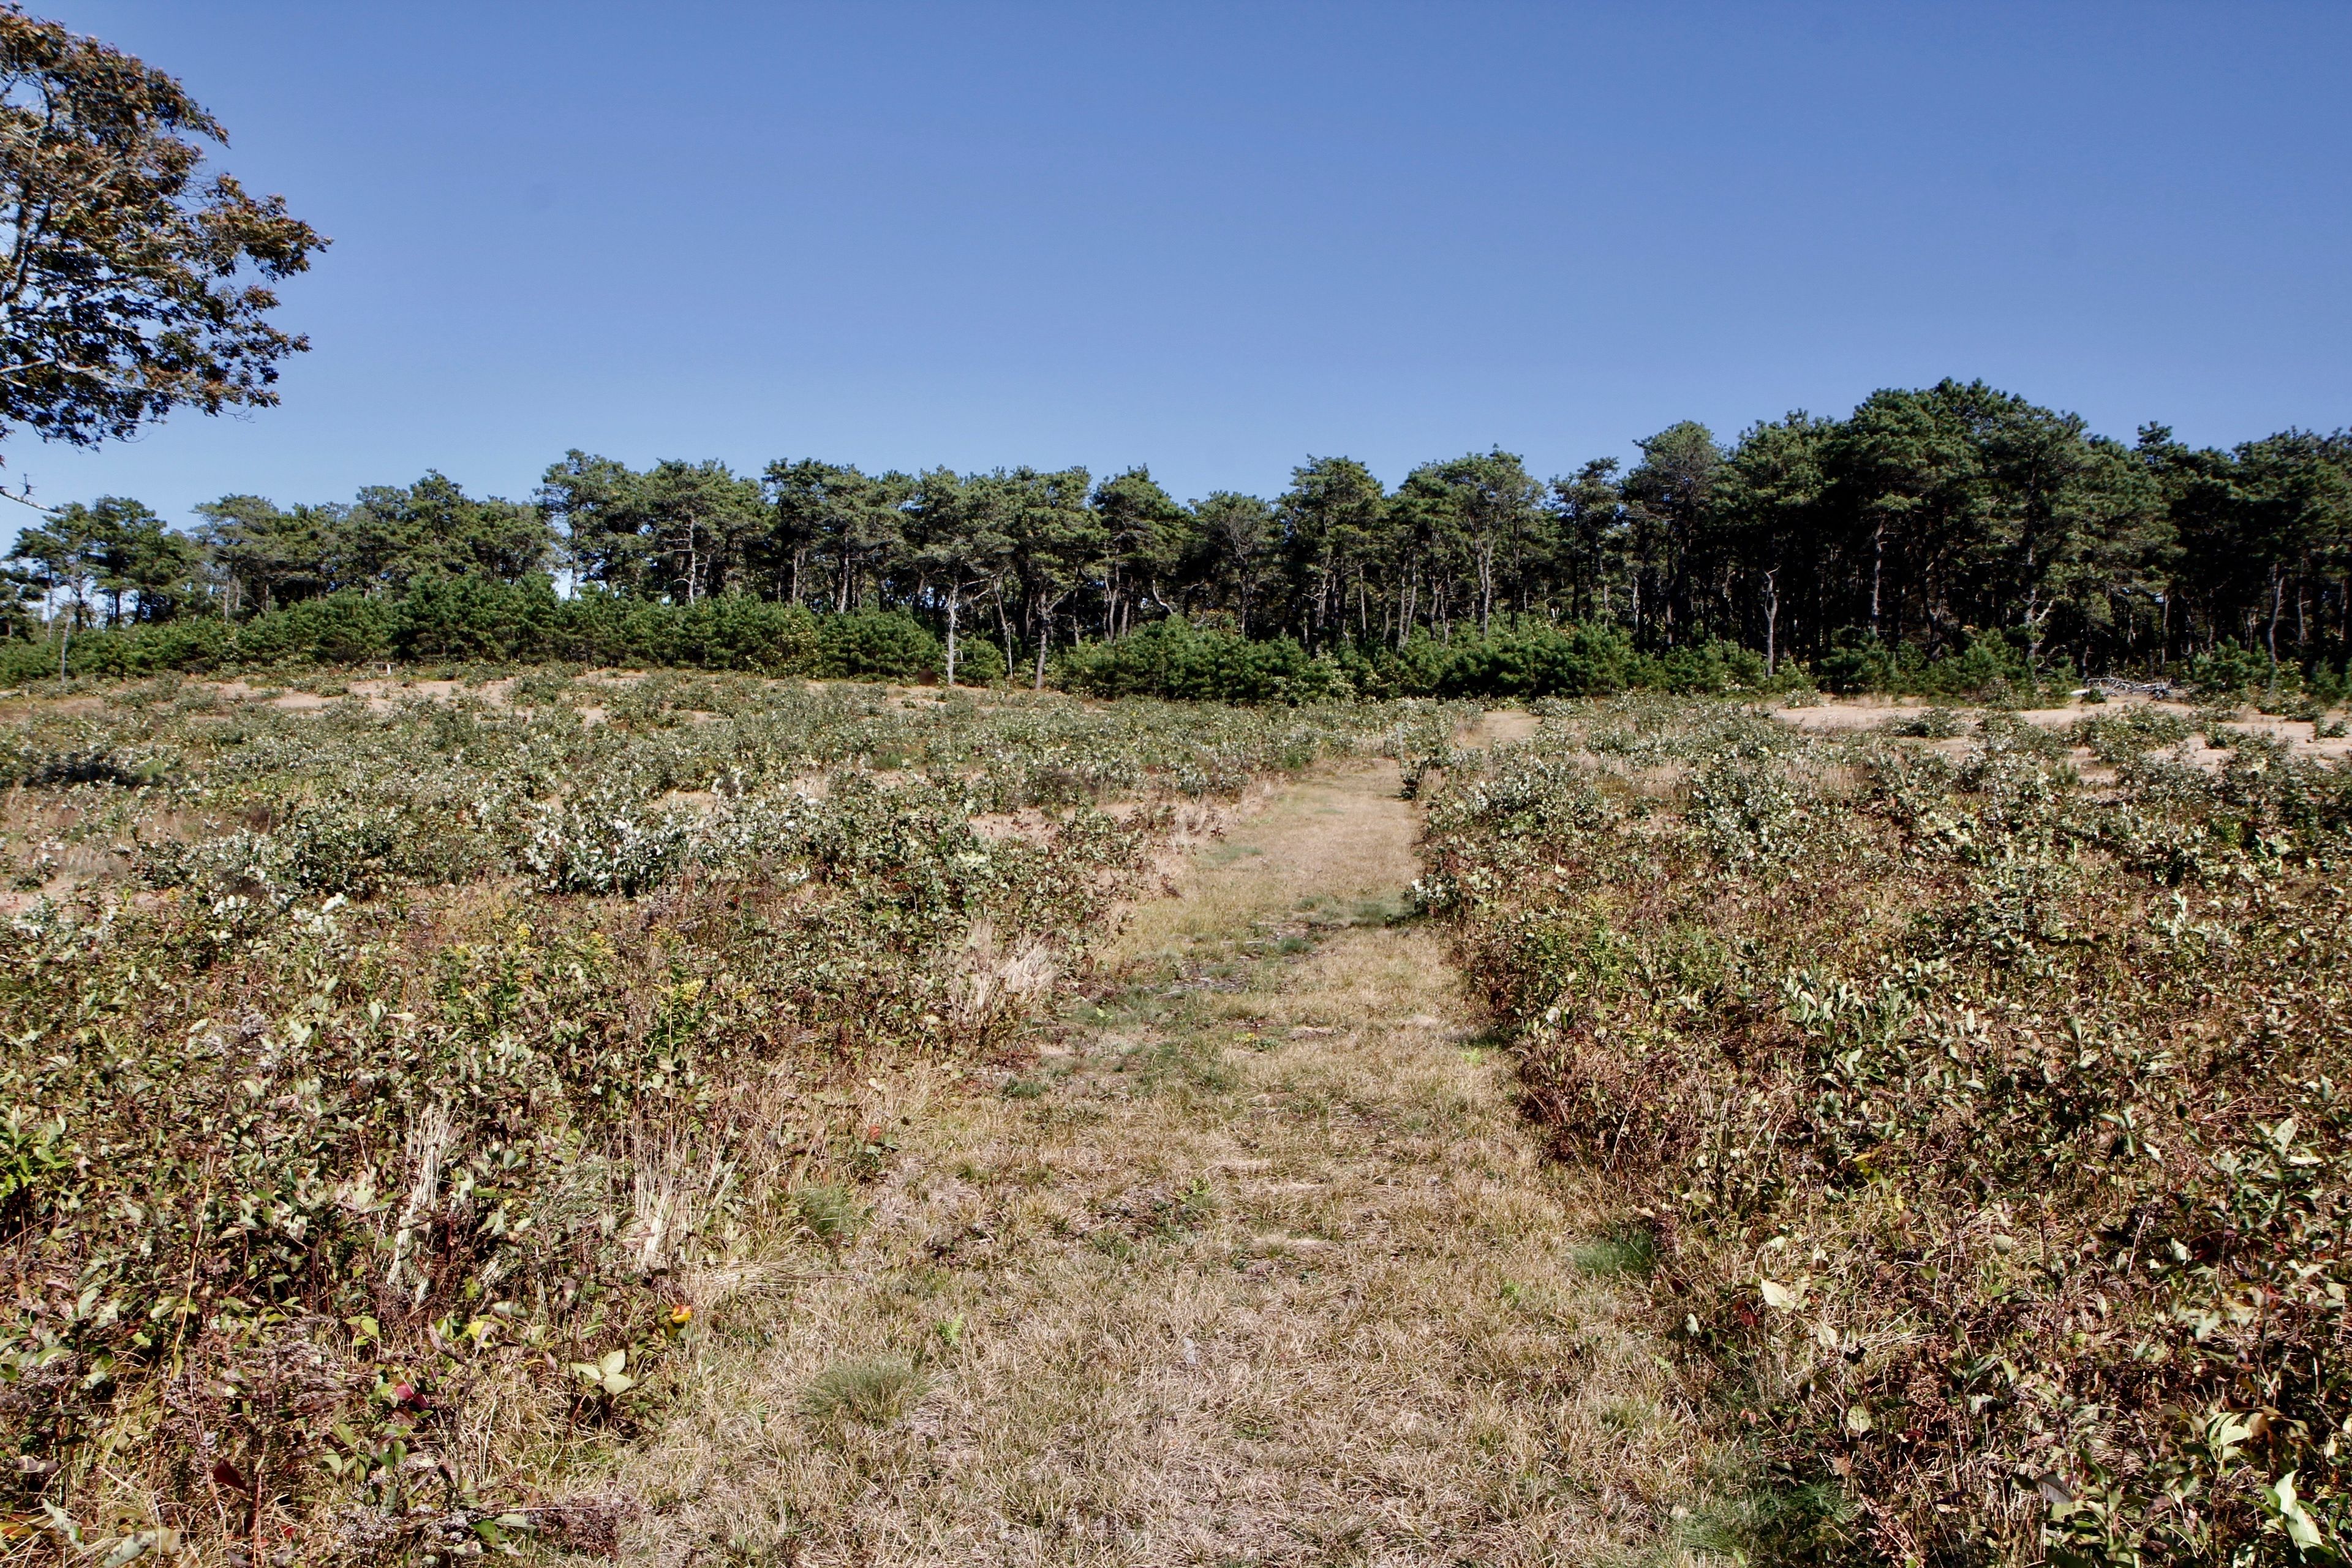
[0,673,1466,1564]
[1422,694,2352,1565]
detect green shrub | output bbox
[1438,621,1646,698]
[816,609,940,680]
[1818,627,2043,699]
[5,586,940,682]
[1055,620,1346,703]
[2185,639,2275,695]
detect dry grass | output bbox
[569,760,1723,1566]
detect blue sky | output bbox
[15,1,2352,526]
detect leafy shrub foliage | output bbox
[1054,619,1351,703]
[1423,696,2352,1564]
[1061,617,1814,704]
[0,582,953,683]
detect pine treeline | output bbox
[9,379,2350,695]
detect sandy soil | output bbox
[1773,693,2352,764]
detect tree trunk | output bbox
[2267,568,2285,689]
[1870,521,1885,636]
[944,586,960,688]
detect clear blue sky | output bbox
[15,1,2352,526]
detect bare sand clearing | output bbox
[1773,693,2352,764]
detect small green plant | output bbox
[2070,705,2190,761]
[570,1347,637,1398]
[791,1182,864,1245]
[0,1107,69,1224]
[1570,1230,1657,1276]
[1678,1482,1862,1564]
[801,1357,924,1425]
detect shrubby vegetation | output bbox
[1057,617,1809,703]
[1421,696,2352,1564]
[0,581,962,684]
[0,674,1457,1561]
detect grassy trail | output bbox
[593,746,1714,1566]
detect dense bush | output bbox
[1814,627,2051,699]
[0,583,957,683]
[1054,619,1349,703]
[1365,621,1648,699]
[1423,696,2352,1564]
[15,575,2342,709]
[1060,619,1794,704]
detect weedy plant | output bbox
[1421,694,2352,1566]
[0,673,1458,1563]
[797,1357,925,1428]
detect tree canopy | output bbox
[10,380,2352,690]
[0,6,324,457]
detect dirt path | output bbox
[597,755,1710,1566]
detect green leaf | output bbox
[2264,1471,2326,1552]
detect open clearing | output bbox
[590,744,1715,1566]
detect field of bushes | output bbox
[0,670,1458,1564]
[1419,695,2352,1564]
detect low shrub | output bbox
[2,586,949,682]
[0,678,1441,1561]
[1055,620,1348,703]
[1425,695,2352,1564]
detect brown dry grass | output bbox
[565,760,1722,1567]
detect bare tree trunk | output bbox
[1870,521,1885,636]
[2267,568,2285,689]
[1762,568,1779,677]
[944,586,960,687]
[1034,605,1052,691]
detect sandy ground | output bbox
[1772,692,2352,764]
[571,756,1716,1567]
